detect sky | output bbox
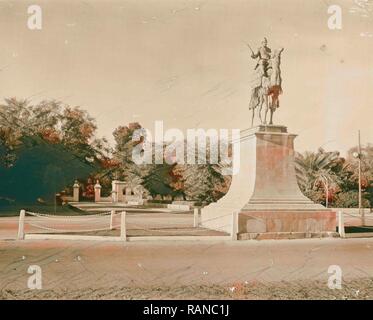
[0,0,372,155]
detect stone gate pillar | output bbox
[94,180,102,202]
[73,180,80,202]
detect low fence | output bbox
[17,208,236,242]
[18,208,373,242]
[17,210,126,242]
[337,210,373,238]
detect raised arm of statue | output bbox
[251,49,260,59]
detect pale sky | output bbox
[1,0,372,154]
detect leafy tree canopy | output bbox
[0,98,109,204]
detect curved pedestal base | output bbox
[201,125,337,239]
[239,210,337,240]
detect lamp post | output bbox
[322,176,329,208]
[352,130,364,226]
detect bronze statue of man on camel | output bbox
[247,38,284,127]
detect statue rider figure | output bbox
[250,37,272,77]
[248,37,284,127]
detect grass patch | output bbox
[0,203,86,217]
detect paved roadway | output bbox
[1,236,373,290]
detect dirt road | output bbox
[1,236,373,299]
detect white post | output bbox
[17,209,26,240]
[193,208,199,228]
[120,211,127,241]
[110,210,115,230]
[362,208,366,227]
[231,211,238,241]
[338,211,345,238]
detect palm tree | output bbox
[346,144,373,186]
[295,148,342,206]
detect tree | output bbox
[170,139,231,203]
[342,145,373,207]
[295,148,343,206]
[142,164,181,199]
[0,98,107,204]
[180,163,229,203]
[110,123,232,203]
[333,190,370,208]
[110,123,149,193]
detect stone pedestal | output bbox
[201,125,336,239]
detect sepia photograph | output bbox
[0,0,373,311]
